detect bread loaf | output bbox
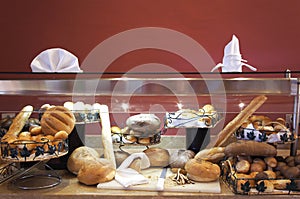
[143,147,170,167]
[185,159,220,182]
[41,106,75,136]
[67,146,100,175]
[67,146,116,185]
[77,159,116,185]
[224,140,277,157]
[214,95,267,147]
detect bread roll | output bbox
[67,146,100,175]
[77,159,116,185]
[264,157,277,168]
[54,130,69,140]
[143,147,169,167]
[29,125,42,135]
[224,140,277,157]
[185,159,220,182]
[250,162,264,173]
[41,106,75,136]
[235,160,250,173]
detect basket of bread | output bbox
[221,140,300,195]
[235,115,295,144]
[0,105,75,162]
[164,104,221,128]
[111,113,163,146]
[209,95,300,194]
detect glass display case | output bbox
[0,71,299,193]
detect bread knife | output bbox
[156,167,168,191]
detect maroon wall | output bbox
[0,0,300,72]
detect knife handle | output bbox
[156,178,165,191]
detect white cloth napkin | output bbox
[211,35,257,72]
[98,152,150,188]
[115,152,150,187]
[30,48,82,72]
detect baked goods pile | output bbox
[235,115,294,143]
[0,105,75,161]
[209,95,300,194]
[111,114,162,145]
[165,104,219,128]
[222,140,300,193]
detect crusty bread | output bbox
[214,95,267,147]
[67,146,100,175]
[1,105,33,143]
[77,159,116,185]
[40,106,75,136]
[143,147,170,167]
[224,140,277,157]
[185,159,220,182]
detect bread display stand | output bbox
[164,108,222,153]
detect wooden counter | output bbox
[0,168,300,199]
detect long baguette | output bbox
[99,104,116,169]
[214,95,267,147]
[1,105,33,143]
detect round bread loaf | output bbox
[143,147,170,167]
[41,106,75,136]
[185,159,220,182]
[126,114,161,137]
[77,158,116,185]
[67,146,100,175]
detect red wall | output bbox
[1,0,300,72]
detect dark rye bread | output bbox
[40,106,75,136]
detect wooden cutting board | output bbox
[97,168,221,193]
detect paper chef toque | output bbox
[30,48,83,72]
[211,35,257,72]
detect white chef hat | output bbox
[30,48,83,73]
[211,35,257,72]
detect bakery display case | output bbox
[0,71,299,198]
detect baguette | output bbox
[214,95,267,147]
[1,105,33,143]
[99,105,116,169]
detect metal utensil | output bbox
[156,167,168,191]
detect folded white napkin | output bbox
[115,168,149,188]
[211,35,257,72]
[30,48,82,72]
[101,152,150,188]
[115,152,150,187]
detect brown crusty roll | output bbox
[214,95,267,147]
[40,106,75,136]
[235,159,251,173]
[224,140,277,157]
[185,159,220,182]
